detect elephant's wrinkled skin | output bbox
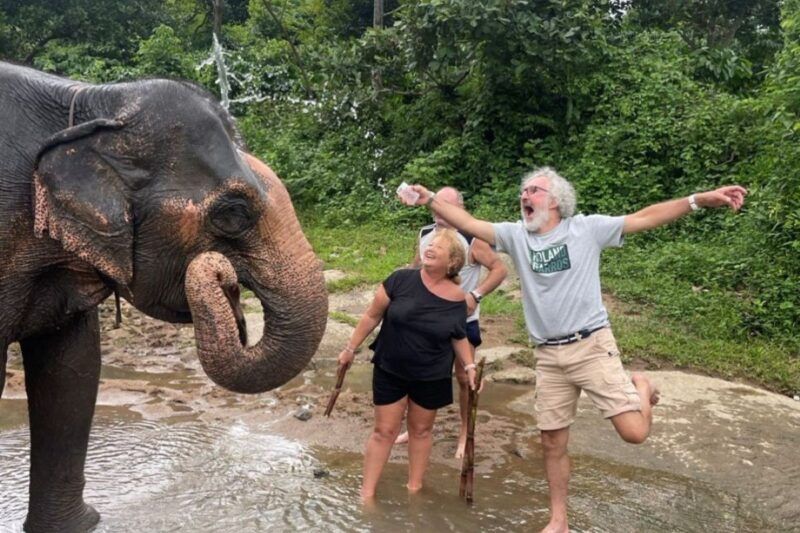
[0,62,328,531]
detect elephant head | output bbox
[32,80,328,393]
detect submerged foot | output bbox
[360,489,377,505]
[24,503,100,533]
[631,372,660,406]
[455,432,467,459]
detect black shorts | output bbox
[466,320,482,347]
[372,365,453,410]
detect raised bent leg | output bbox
[21,310,102,533]
[610,373,659,444]
[540,427,571,533]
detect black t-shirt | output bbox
[370,269,467,381]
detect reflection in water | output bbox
[0,398,779,532]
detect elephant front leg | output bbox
[21,309,102,533]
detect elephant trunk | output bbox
[185,247,327,394]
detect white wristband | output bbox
[688,194,700,212]
[343,345,355,354]
[464,363,477,371]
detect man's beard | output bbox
[522,206,550,232]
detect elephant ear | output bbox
[34,118,134,285]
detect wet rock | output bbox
[480,346,525,365]
[313,467,330,479]
[293,406,313,421]
[488,367,536,384]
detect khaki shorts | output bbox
[533,327,641,431]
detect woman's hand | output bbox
[338,346,356,367]
[464,363,477,391]
[464,363,486,393]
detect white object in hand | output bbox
[396,182,420,204]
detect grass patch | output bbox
[329,310,359,327]
[479,288,523,317]
[602,243,800,395]
[611,310,800,395]
[305,222,417,292]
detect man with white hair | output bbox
[403,169,746,533]
[395,186,507,458]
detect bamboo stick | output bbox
[324,362,349,417]
[459,357,485,502]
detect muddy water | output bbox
[0,365,780,533]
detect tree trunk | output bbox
[372,0,384,94]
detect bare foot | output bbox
[631,373,660,406]
[455,432,467,459]
[360,489,377,505]
[406,483,423,494]
[395,431,409,445]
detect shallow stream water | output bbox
[0,365,783,532]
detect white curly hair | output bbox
[520,166,577,218]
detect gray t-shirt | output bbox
[492,215,625,344]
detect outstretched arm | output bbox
[622,185,747,235]
[406,185,497,245]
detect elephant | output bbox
[0,61,328,531]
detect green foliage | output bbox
[626,0,782,91]
[135,25,196,78]
[304,221,418,291]
[0,0,167,69]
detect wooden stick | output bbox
[459,357,485,502]
[324,362,349,417]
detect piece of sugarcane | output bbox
[324,362,350,417]
[459,356,486,502]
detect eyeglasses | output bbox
[520,185,549,196]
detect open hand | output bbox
[699,185,747,211]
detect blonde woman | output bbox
[339,229,477,500]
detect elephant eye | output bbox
[209,197,256,238]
